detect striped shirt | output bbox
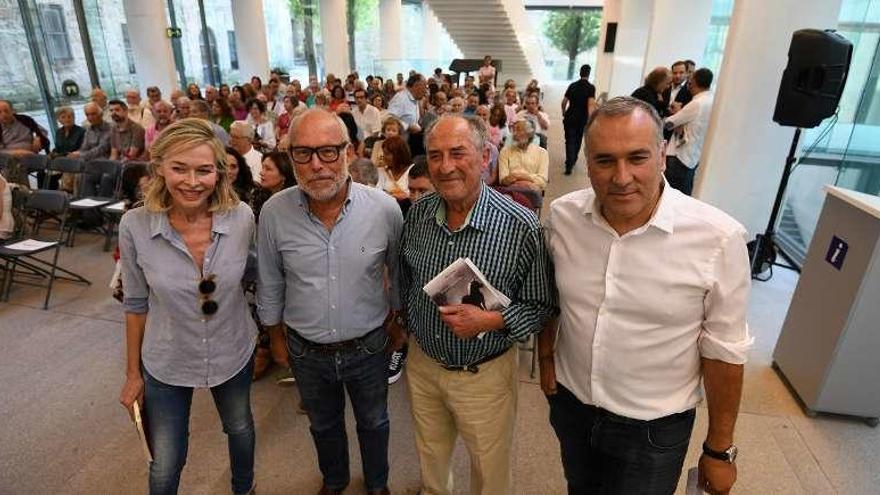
[402,183,555,366]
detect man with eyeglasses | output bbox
[257,109,404,495]
[351,88,381,142]
[229,121,263,183]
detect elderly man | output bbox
[498,118,549,193]
[173,96,191,120]
[540,96,752,495]
[144,100,173,152]
[258,109,403,495]
[108,100,146,161]
[229,121,263,183]
[0,100,43,156]
[124,89,153,127]
[204,85,219,105]
[69,102,111,161]
[401,114,555,494]
[86,88,113,126]
[516,94,550,149]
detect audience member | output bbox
[204,85,219,105]
[365,116,403,165]
[230,90,249,120]
[108,99,146,161]
[561,64,597,175]
[0,99,44,155]
[478,55,496,89]
[145,100,173,152]
[229,121,263,183]
[516,93,550,148]
[631,66,673,117]
[118,118,257,495]
[388,74,427,140]
[89,88,112,124]
[225,146,255,204]
[448,97,465,114]
[118,161,150,208]
[503,88,519,126]
[487,103,509,149]
[351,89,381,141]
[246,98,276,150]
[329,85,347,112]
[401,114,554,495]
[349,157,379,187]
[376,135,413,200]
[212,98,235,132]
[540,96,750,495]
[174,96,192,120]
[257,109,403,495]
[406,156,434,203]
[190,100,230,146]
[69,102,112,161]
[186,82,203,100]
[51,106,85,157]
[124,89,153,128]
[664,68,715,195]
[146,86,162,106]
[251,151,297,220]
[498,119,549,194]
[463,93,479,115]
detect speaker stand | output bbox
[750,128,803,281]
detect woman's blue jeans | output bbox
[143,358,255,495]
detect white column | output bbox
[642,0,713,72]
[380,0,402,61]
[595,0,655,99]
[319,0,351,76]
[232,0,271,82]
[123,0,178,94]
[422,2,440,63]
[695,0,844,235]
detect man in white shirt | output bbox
[351,88,381,142]
[664,68,715,195]
[229,121,263,184]
[540,96,752,495]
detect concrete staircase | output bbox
[425,0,546,83]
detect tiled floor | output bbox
[1,84,878,494]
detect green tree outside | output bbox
[543,10,602,80]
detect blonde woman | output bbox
[118,118,257,495]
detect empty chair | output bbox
[82,159,122,199]
[47,156,85,194]
[0,189,90,308]
[19,154,48,189]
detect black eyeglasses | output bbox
[198,274,218,317]
[288,144,348,164]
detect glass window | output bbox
[121,23,136,74]
[228,31,239,71]
[200,28,220,84]
[701,0,734,77]
[39,4,72,61]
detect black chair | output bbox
[82,159,122,199]
[19,154,48,189]
[0,152,11,174]
[0,190,90,309]
[47,156,85,193]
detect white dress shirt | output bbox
[352,104,382,141]
[665,91,713,169]
[545,185,753,421]
[243,147,263,184]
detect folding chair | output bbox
[0,152,11,175]
[47,156,85,193]
[82,159,122,199]
[0,190,90,309]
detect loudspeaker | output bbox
[773,29,852,128]
[604,23,617,53]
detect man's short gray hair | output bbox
[287,108,351,146]
[349,158,378,186]
[230,120,254,139]
[423,114,488,153]
[585,96,664,146]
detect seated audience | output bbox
[498,118,549,196]
[69,102,112,161]
[229,121,264,183]
[212,98,235,132]
[190,100,230,146]
[488,103,509,149]
[108,99,146,161]
[52,106,85,157]
[174,96,192,120]
[246,98,276,151]
[230,91,249,120]
[145,100,173,152]
[329,85,347,111]
[516,93,550,148]
[125,89,153,127]
[0,99,45,156]
[376,135,413,200]
[225,146,255,204]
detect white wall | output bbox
[695,0,844,236]
[596,0,655,98]
[319,0,351,76]
[642,0,713,73]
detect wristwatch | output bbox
[702,442,738,463]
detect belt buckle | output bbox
[442,363,480,374]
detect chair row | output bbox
[0,153,147,200]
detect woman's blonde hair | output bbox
[144,118,238,213]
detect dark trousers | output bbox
[563,118,587,172]
[548,384,695,495]
[287,328,391,491]
[664,155,697,196]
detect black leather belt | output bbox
[287,326,382,355]
[441,347,510,374]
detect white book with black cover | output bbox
[423,257,510,311]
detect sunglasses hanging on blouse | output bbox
[199,273,218,318]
